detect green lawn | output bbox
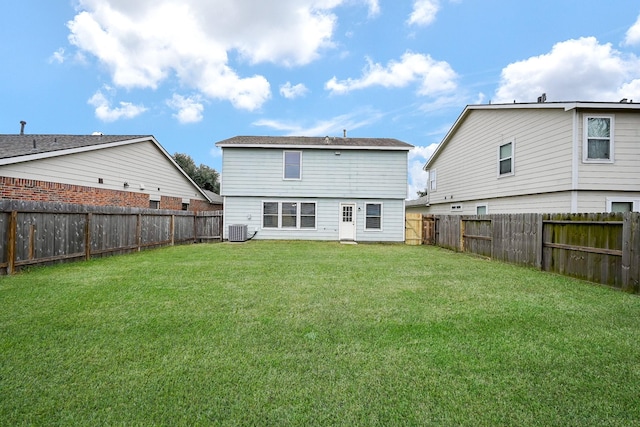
[1,241,639,426]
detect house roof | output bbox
[405,195,429,207]
[424,101,640,170]
[216,135,413,150]
[203,190,223,204]
[0,133,214,203]
[0,134,151,160]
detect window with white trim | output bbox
[584,116,614,162]
[476,204,488,215]
[262,201,316,229]
[365,203,382,230]
[498,140,514,176]
[606,197,639,213]
[283,151,302,179]
[428,169,436,191]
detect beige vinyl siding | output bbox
[576,191,640,212]
[429,109,573,207]
[221,148,408,199]
[425,192,573,215]
[223,196,406,241]
[0,141,206,200]
[577,111,640,191]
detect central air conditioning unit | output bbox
[228,224,248,242]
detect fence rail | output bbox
[0,200,223,274]
[423,213,640,293]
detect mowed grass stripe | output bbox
[1,241,639,426]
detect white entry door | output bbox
[339,203,356,241]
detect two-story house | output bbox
[216,135,413,241]
[422,101,640,214]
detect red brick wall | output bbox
[0,176,220,211]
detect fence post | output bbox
[621,212,639,293]
[535,213,543,270]
[7,211,17,275]
[170,215,175,246]
[85,213,92,261]
[136,214,142,251]
[459,216,465,252]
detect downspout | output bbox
[571,109,579,213]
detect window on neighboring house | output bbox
[149,200,160,209]
[476,204,488,215]
[607,198,638,213]
[428,169,436,191]
[283,151,302,179]
[498,141,514,176]
[584,116,613,162]
[611,202,633,213]
[262,201,316,229]
[365,203,382,230]
[182,203,189,211]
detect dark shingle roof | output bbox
[216,135,413,149]
[0,134,151,159]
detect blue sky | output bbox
[2,1,640,198]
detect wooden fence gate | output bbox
[405,213,423,245]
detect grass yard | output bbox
[1,241,640,426]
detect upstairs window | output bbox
[283,151,302,179]
[584,116,613,162]
[498,141,514,176]
[365,203,382,230]
[428,169,436,191]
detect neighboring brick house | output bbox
[0,133,221,211]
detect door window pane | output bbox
[342,206,353,222]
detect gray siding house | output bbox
[216,135,413,242]
[421,101,640,214]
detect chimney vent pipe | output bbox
[343,129,346,138]
[20,121,26,135]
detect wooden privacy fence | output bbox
[0,201,223,274]
[423,213,640,293]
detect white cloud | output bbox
[49,48,65,64]
[624,14,640,46]
[407,144,438,199]
[88,88,147,122]
[253,109,384,136]
[280,82,309,99]
[365,0,380,17]
[494,37,640,103]
[407,0,439,27]
[67,0,346,111]
[325,51,457,96]
[167,94,204,124]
